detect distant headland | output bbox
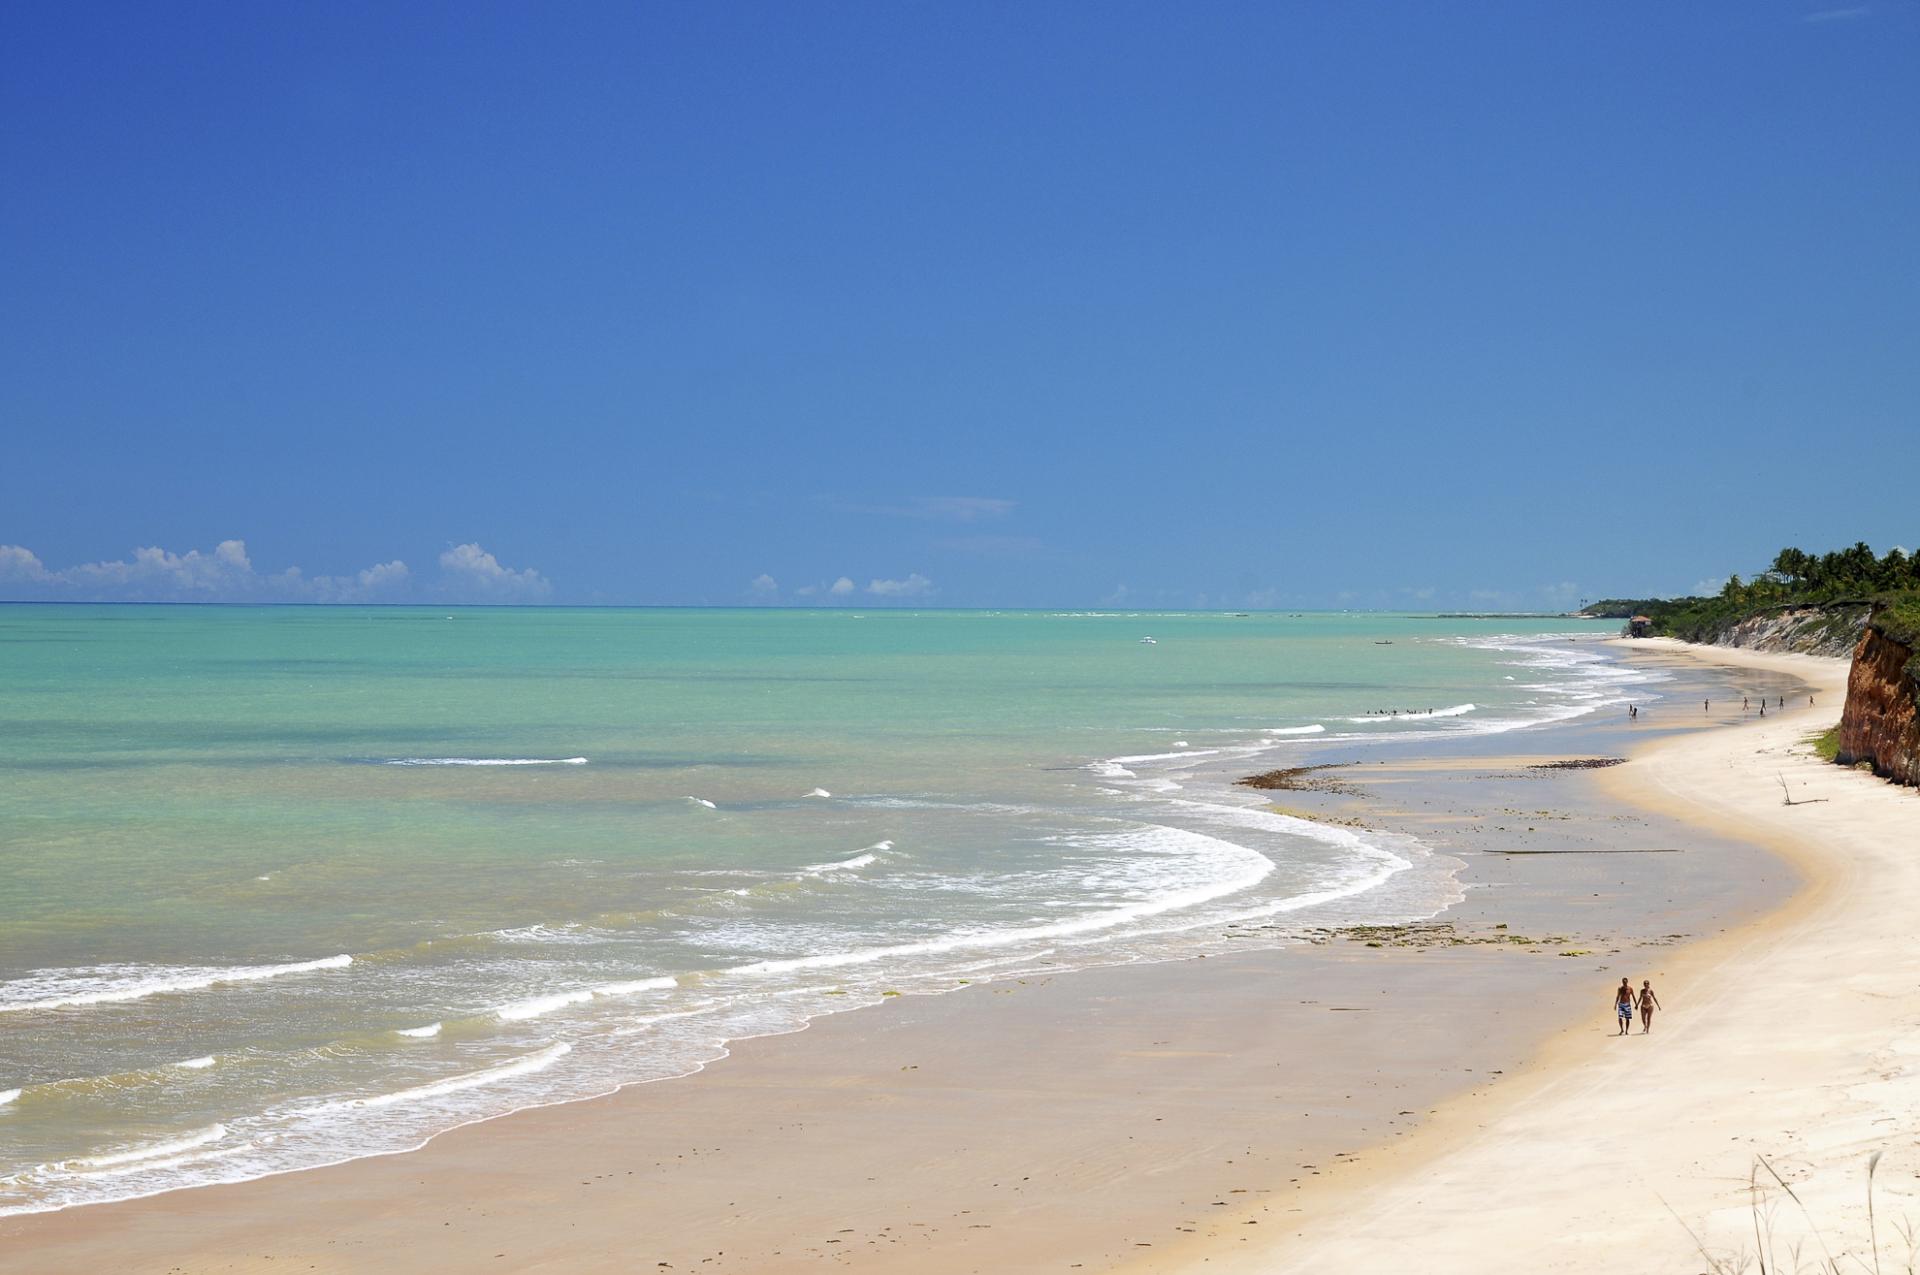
[1587,541,1919,788]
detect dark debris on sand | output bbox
[1526,757,1627,770]
[1235,764,1366,796]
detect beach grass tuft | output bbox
[1675,1153,1913,1274]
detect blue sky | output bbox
[2,3,1914,608]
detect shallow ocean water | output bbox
[0,606,1650,1213]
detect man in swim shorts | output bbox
[1615,978,1634,1035]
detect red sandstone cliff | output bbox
[1837,623,1920,788]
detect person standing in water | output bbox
[1637,980,1662,1034]
[1615,978,1635,1035]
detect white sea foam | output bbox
[803,840,893,873]
[74,1141,256,1179]
[803,788,832,798]
[0,954,353,1014]
[496,977,675,1022]
[685,796,717,809]
[383,756,587,767]
[594,977,679,997]
[737,822,1273,978]
[806,853,876,872]
[321,1043,571,1112]
[396,1023,441,1039]
[1346,702,1475,723]
[0,1089,18,1107]
[496,990,595,1022]
[1263,724,1326,736]
[73,1124,228,1169]
[174,1056,216,1070]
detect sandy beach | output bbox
[1155,639,1918,1273]
[2,639,1904,1274]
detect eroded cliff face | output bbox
[1837,624,1920,788]
[1716,605,1870,657]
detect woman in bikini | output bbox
[1614,978,1634,1036]
[1637,979,1662,1034]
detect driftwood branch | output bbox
[1779,772,1830,806]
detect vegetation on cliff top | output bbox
[1587,542,1920,646]
[1875,593,1920,650]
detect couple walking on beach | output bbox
[1614,978,1660,1035]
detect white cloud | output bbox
[748,573,779,599]
[276,560,412,603]
[867,573,934,598]
[829,576,856,597]
[63,539,256,595]
[0,545,50,582]
[436,543,551,602]
[1804,6,1870,21]
[355,560,412,592]
[0,540,414,603]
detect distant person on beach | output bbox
[1615,979,1634,1035]
[1637,980,1662,1034]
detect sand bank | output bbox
[1152,638,1917,1273]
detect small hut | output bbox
[1627,615,1653,638]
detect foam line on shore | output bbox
[315,1043,573,1113]
[72,1126,228,1170]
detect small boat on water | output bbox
[1139,636,1157,644]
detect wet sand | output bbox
[0,643,1819,1273]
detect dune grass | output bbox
[1810,726,1843,763]
[1676,1153,1915,1275]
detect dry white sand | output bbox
[1157,638,1919,1274]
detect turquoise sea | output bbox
[0,606,1650,1214]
